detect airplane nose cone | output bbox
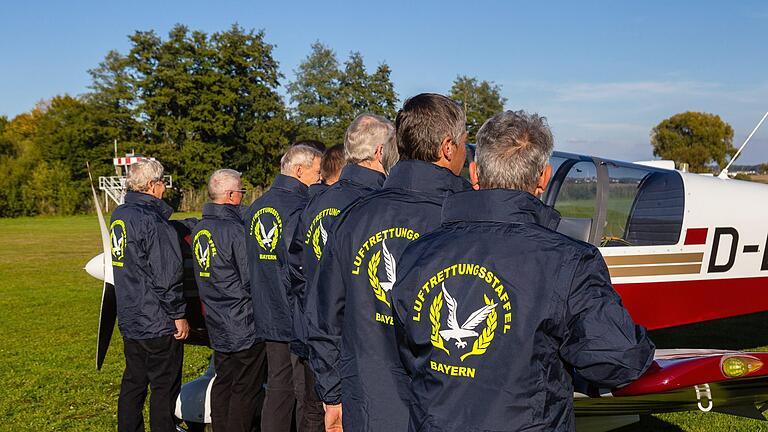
[85,253,106,281]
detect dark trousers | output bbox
[297,357,324,432]
[211,342,268,432]
[262,342,304,432]
[118,335,183,432]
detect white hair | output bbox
[344,113,395,164]
[475,110,554,192]
[280,145,322,175]
[207,169,242,200]
[126,159,164,192]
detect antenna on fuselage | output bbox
[718,111,768,179]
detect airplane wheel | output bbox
[185,422,212,432]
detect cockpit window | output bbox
[554,161,598,220]
[604,164,684,247]
[545,153,684,247]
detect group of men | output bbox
[109,92,655,432]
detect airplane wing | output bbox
[441,283,460,331]
[574,349,768,430]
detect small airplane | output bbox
[83,118,768,430]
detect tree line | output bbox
[0,24,506,217]
[1,23,746,218]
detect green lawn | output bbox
[0,215,767,430]
[0,215,209,430]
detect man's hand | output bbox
[174,319,189,340]
[323,403,342,432]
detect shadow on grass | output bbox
[649,311,768,350]
[613,415,685,432]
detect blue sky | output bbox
[2,0,768,163]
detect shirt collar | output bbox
[202,202,244,223]
[383,160,470,196]
[271,174,309,195]
[339,164,386,189]
[441,189,561,230]
[124,191,174,220]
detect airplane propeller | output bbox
[88,165,117,371]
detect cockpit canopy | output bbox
[463,146,685,247]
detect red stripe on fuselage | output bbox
[614,276,768,330]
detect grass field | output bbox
[1,215,768,431]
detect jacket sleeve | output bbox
[147,220,186,320]
[287,212,308,309]
[232,224,250,294]
[306,230,346,404]
[558,247,655,388]
[280,206,305,316]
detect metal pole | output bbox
[719,111,768,178]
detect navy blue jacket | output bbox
[244,174,310,342]
[306,160,469,431]
[192,203,257,353]
[110,191,186,340]
[289,165,386,357]
[392,189,655,432]
[308,182,329,197]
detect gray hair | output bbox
[395,93,466,162]
[344,113,395,164]
[475,110,554,192]
[207,169,242,200]
[126,159,164,192]
[280,144,323,174]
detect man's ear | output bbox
[469,161,480,190]
[295,164,304,180]
[534,164,553,197]
[441,136,455,162]
[374,143,384,162]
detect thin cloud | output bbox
[554,81,720,102]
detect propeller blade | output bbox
[88,164,117,369]
[97,281,117,370]
[88,165,113,285]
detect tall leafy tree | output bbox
[88,24,292,188]
[288,43,398,145]
[368,63,398,120]
[287,42,340,144]
[449,76,507,141]
[651,112,736,172]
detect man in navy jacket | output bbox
[306,94,470,431]
[110,159,189,432]
[391,111,655,432]
[192,169,265,432]
[289,113,395,431]
[244,145,322,432]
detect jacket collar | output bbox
[339,164,386,189]
[442,189,561,231]
[124,191,174,220]
[383,160,470,196]
[271,174,309,195]
[202,203,244,223]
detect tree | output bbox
[287,42,341,144]
[449,76,507,141]
[88,24,292,189]
[288,43,398,145]
[651,112,735,173]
